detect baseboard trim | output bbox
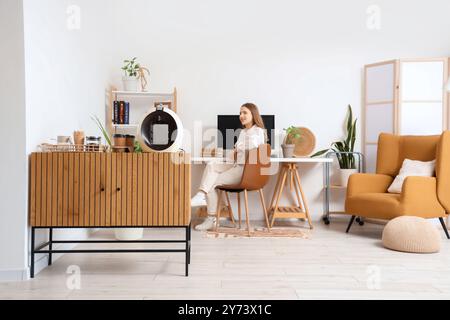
[0,269,28,282]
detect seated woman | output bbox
[191,103,267,231]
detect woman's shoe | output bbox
[191,192,207,207]
[194,216,216,231]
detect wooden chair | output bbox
[215,144,272,236]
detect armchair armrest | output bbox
[401,176,445,217]
[437,131,450,212]
[347,173,393,197]
[401,176,437,199]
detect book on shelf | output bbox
[119,101,125,124]
[124,102,130,125]
[113,101,119,124]
[113,100,131,125]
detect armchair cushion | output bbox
[387,159,436,194]
[346,193,402,220]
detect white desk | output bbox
[191,156,332,228]
[191,156,332,163]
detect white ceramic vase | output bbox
[338,168,358,187]
[122,76,139,92]
[281,144,295,158]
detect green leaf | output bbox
[334,142,346,154]
[310,149,330,157]
[91,115,112,147]
[346,105,353,133]
[134,140,143,153]
[350,119,357,152]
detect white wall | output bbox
[22,0,115,277]
[24,0,115,152]
[0,0,28,281]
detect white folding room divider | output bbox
[363,58,449,173]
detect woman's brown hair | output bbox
[241,103,265,129]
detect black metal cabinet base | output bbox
[30,224,191,278]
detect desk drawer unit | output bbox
[30,152,191,227]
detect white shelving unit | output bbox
[112,91,175,98]
[112,124,139,129]
[106,86,177,137]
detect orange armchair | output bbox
[345,132,450,238]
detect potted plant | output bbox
[121,57,140,91]
[311,105,358,187]
[282,126,302,158]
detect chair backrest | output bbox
[238,144,272,190]
[436,131,450,212]
[376,133,440,176]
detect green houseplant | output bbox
[281,126,302,158]
[311,105,358,186]
[121,57,140,91]
[91,115,112,151]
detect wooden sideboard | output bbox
[30,152,191,227]
[29,152,191,278]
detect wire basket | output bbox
[38,143,109,153]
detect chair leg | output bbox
[225,192,236,227]
[243,189,251,237]
[237,192,242,229]
[258,189,271,231]
[215,190,223,231]
[346,215,356,233]
[439,218,450,239]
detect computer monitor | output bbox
[217,115,275,149]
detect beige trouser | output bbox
[199,162,244,215]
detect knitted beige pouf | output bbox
[382,216,441,253]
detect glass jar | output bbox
[85,136,101,151]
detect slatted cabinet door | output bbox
[30,152,191,227]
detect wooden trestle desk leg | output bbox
[269,163,313,229]
[270,164,289,227]
[293,165,313,229]
[269,165,285,210]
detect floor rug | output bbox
[205,227,310,239]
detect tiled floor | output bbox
[1,217,450,300]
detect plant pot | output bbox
[114,228,143,240]
[281,144,295,158]
[122,76,139,92]
[338,168,358,187]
